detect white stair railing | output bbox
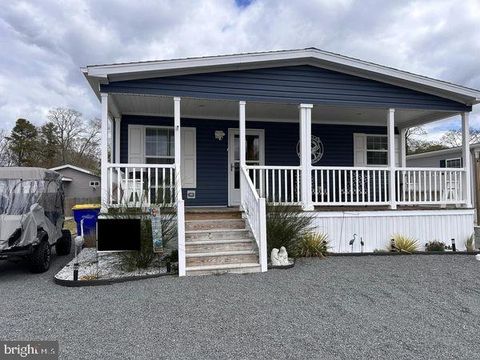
[395,167,466,205]
[240,166,267,272]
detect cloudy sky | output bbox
[1,0,479,141]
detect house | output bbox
[82,48,480,276]
[407,143,480,223]
[50,164,101,214]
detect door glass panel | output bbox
[232,134,261,189]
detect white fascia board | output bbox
[50,164,96,176]
[84,48,480,104]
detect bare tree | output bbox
[47,108,85,163]
[439,128,480,147]
[405,126,427,154]
[46,108,100,169]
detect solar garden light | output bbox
[451,238,456,252]
[73,219,85,281]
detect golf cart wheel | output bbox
[55,230,72,256]
[29,239,51,273]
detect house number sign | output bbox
[296,135,324,164]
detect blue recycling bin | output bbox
[72,204,101,237]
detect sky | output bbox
[0,0,479,142]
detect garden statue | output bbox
[278,247,289,265]
[271,248,281,266]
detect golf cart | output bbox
[0,167,72,273]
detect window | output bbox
[89,181,100,187]
[366,136,388,165]
[446,158,462,168]
[145,127,174,164]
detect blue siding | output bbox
[121,115,390,206]
[102,65,470,111]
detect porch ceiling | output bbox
[110,93,459,128]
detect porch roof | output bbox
[106,93,464,128]
[83,48,480,107]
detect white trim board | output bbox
[50,164,97,176]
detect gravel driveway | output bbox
[1,254,480,359]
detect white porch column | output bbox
[174,97,182,194]
[239,101,246,208]
[462,112,472,207]
[100,93,109,212]
[114,117,121,163]
[387,108,397,209]
[399,127,407,167]
[174,96,186,277]
[299,104,314,211]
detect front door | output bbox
[228,129,265,206]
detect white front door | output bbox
[228,129,265,206]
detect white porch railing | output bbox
[312,166,390,205]
[395,167,466,205]
[106,163,176,207]
[240,166,268,272]
[246,165,302,205]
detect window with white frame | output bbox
[89,181,100,187]
[446,157,462,168]
[145,127,175,164]
[366,135,388,165]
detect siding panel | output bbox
[102,65,470,111]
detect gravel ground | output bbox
[1,254,480,359]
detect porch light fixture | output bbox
[215,130,225,141]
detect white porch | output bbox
[99,94,474,276]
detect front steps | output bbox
[185,209,261,276]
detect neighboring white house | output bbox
[82,48,480,276]
[407,143,480,224]
[50,164,100,214]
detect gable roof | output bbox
[49,164,99,177]
[83,48,480,106]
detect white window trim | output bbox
[446,157,462,168]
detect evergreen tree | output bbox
[6,118,39,166]
[39,122,58,167]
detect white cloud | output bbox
[0,0,479,138]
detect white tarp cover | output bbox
[0,168,64,250]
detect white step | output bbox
[186,263,262,276]
[186,250,258,266]
[185,228,252,241]
[186,239,256,253]
[185,219,245,231]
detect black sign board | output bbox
[97,218,141,251]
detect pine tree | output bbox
[39,122,58,167]
[6,118,39,166]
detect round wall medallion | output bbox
[296,135,324,164]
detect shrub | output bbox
[294,232,328,258]
[465,234,475,252]
[266,205,313,255]
[120,219,158,271]
[389,234,418,254]
[425,241,446,252]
